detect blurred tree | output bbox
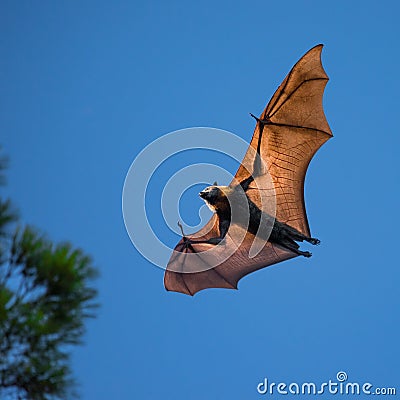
[0,152,99,399]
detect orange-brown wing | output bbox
[164,44,332,295]
[235,44,332,235]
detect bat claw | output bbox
[177,221,186,238]
[250,113,271,125]
[249,112,260,122]
[309,238,320,246]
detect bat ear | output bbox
[213,181,218,186]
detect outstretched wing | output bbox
[235,44,332,235]
[165,44,332,295]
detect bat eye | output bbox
[199,189,209,199]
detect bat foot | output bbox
[303,251,312,258]
[309,237,320,246]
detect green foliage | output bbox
[0,155,99,399]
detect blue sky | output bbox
[2,1,400,398]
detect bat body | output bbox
[165,45,332,295]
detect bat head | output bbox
[199,185,231,212]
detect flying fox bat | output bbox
[165,44,332,295]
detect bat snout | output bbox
[199,191,207,199]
